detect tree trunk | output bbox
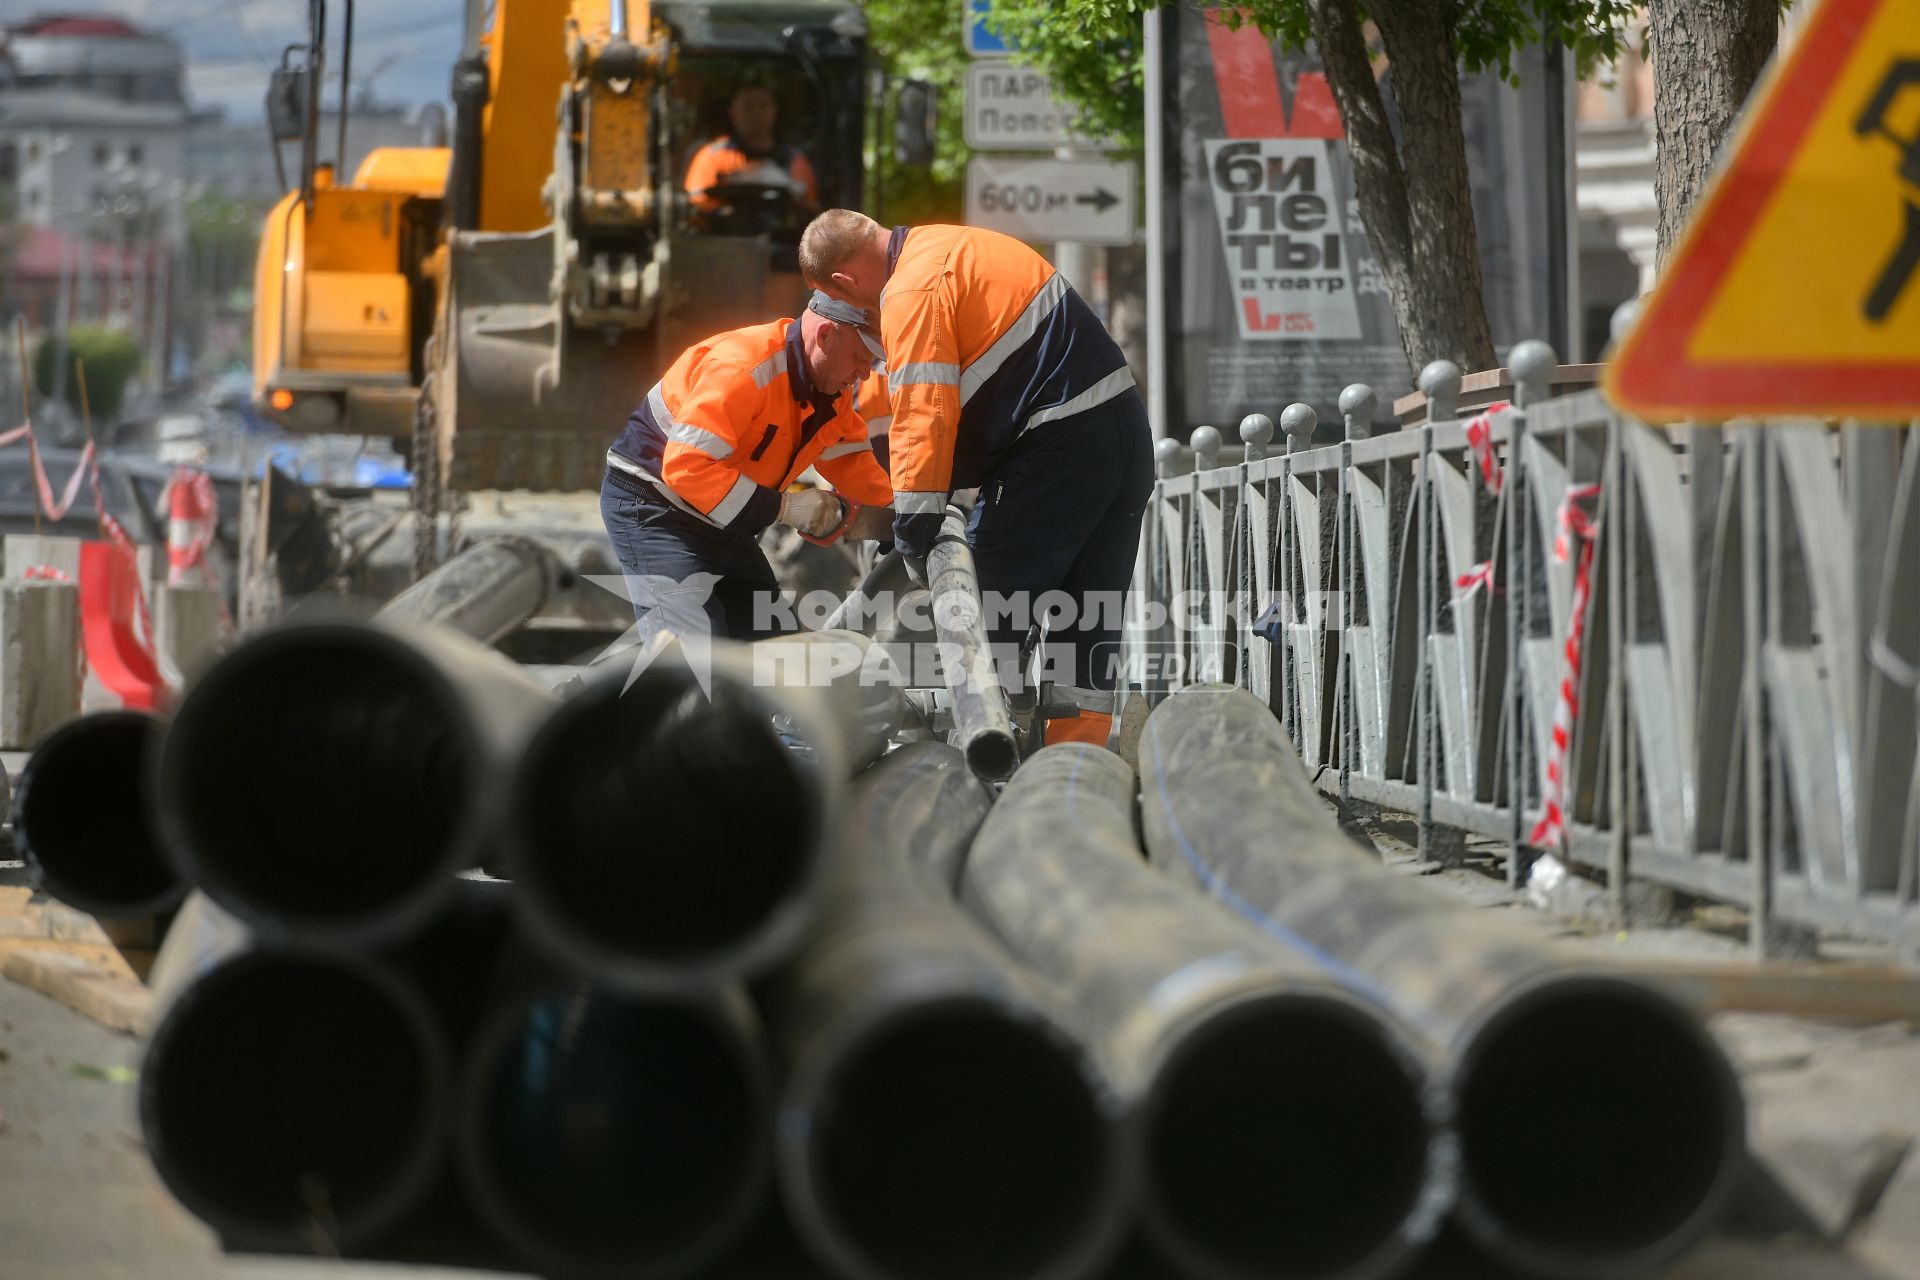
[1649,0,1779,272]
[1307,0,1498,376]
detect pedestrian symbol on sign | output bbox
[1854,59,1920,324]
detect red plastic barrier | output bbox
[79,540,164,711]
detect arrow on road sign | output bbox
[965,156,1136,246]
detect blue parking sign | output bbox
[966,0,1010,56]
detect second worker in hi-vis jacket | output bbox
[601,292,893,640]
[799,210,1155,748]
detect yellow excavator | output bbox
[251,0,870,501]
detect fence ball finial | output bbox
[1417,360,1463,423]
[1338,384,1376,441]
[1238,413,1274,463]
[1509,339,1558,409]
[1280,402,1317,452]
[1190,425,1222,470]
[1154,436,1191,478]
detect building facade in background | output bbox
[186,101,448,207]
[0,14,188,245]
[0,14,190,398]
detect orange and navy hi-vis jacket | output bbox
[607,318,891,537]
[879,224,1136,555]
[683,137,819,214]
[854,369,892,469]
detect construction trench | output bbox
[2,518,1780,1280]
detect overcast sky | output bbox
[0,0,465,119]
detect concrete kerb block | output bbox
[5,534,161,591]
[1855,1141,1920,1276]
[4,534,83,580]
[7,534,167,712]
[0,578,81,748]
[157,583,223,686]
[1746,1126,1913,1243]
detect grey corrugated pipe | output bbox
[15,709,183,917]
[765,741,1130,1280]
[503,630,902,991]
[153,618,555,946]
[965,744,1453,1280]
[455,979,771,1278]
[1140,686,1746,1279]
[140,942,449,1252]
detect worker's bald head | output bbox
[799,210,887,309]
[797,307,872,397]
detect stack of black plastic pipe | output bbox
[14,617,1748,1279]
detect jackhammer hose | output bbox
[1140,687,1746,1279]
[964,745,1451,1280]
[766,742,1130,1280]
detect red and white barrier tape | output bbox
[1454,559,1496,602]
[166,467,219,587]
[27,437,94,522]
[22,564,71,582]
[1463,401,1512,494]
[2,411,193,669]
[1528,483,1603,850]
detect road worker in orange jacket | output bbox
[800,210,1154,747]
[601,292,892,639]
[852,368,892,471]
[684,82,820,230]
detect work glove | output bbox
[778,488,846,538]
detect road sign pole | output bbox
[1144,5,1167,439]
[1052,145,1096,300]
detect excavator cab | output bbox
[661,28,866,353]
[251,0,868,495]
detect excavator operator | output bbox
[799,209,1154,749]
[601,292,893,640]
[684,80,820,235]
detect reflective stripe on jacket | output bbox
[880,224,1135,550]
[608,318,891,536]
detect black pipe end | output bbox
[16,711,183,917]
[1455,973,1747,1278]
[140,951,447,1250]
[1141,990,1447,1280]
[507,663,824,986]
[155,624,482,942]
[963,729,1020,784]
[457,985,770,1277]
[785,994,1128,1280]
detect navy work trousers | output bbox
[598,472,789,642]
[967,388,1155,694]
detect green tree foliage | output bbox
[982,1,1640,154]
[186,190,261,305]
[977,1,1644,373]
[34,326,144,425]
[860,1,973,222]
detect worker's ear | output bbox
[827,271,858,299]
